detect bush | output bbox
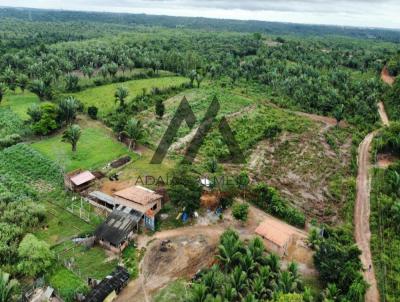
[232,202,249,222]
[87,106,98,120]
[0,134,22,149]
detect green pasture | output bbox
[32,124,138,172]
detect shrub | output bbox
[87,106,98,120]
[232,202,249,222]
[0,134,22,149]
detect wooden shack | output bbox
[64,170,96,192]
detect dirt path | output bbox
[355,132,379,302]
[355,86,390,301]
[377,102,390,126]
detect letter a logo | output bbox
[151,96,245,164]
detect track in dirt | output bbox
[355,132,379,302]
[355,72,391,302]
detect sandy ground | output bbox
[381,66,395,86]
[377,102,390,126]
[115,204,315,302]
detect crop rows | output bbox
[0,143,64,201]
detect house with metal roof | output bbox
[94,207,141,253]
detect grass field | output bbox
[35,200,96,246]
[47,266,89,302]
[0,91,40,119]
[32,121,138,172]
[70,76,188,116]
[153,280,189,302]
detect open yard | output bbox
[32,120,138,172]
[0,91,40,119]
[70,76,188,116]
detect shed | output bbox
[94,208,140,253]
[255,217,298,256]
[65,170,95,192]
[84,266,129,302]
[88,191,116,211]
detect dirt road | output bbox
[377,102,390,126]
[355,132,379,302]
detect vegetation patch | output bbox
[32,125,138,172]
[70,76,188,116]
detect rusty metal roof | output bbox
[70,171,95,186]
[114,186,162,206]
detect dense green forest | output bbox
[0,6,399,302]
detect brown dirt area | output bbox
[248,117,352,223]
[381,66,395,86]
[115,204,315,302]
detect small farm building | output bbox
[84,266,129,302]
[255,217,298,256]
[94,208,141,253]
[65,170,96,192]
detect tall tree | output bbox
[16,74,29,93]
[58,96,79,125]
[121,118,144,150]
[62,124,82,152]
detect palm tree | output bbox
[333,104,345,126]
[115,87,129,108]
[308,228,321,250]
[62,124,81,152]
[216,232,243,271]
[222,283,237,301]
[59,96,79,125]
[121,118,144,150]
[188,283,208,302]
[29,79,52,101]
[276,271,296,293]
[16,74,29,93]
[266,253,281,275]
[189,70,197,87]
[322,283,340,301]
[0,83,7,104]
[229,266,247,295]
[0,271,18,302]
[248,237,265,264]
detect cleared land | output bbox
[32,118,137,172]
[0,91,40,119]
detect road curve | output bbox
[355,131,380,302]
